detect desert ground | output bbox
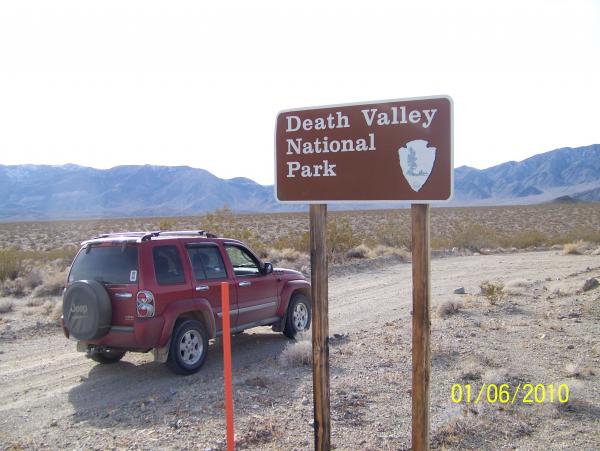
[0,205,599,449]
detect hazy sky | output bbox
[1,1,598,185]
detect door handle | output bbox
[195,285,210,292]
[239,281,251,287]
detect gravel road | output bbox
[1,250,598,449]
[330,250,599,330]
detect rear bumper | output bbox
[66,316,167,350]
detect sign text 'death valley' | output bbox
[275,96,453,202]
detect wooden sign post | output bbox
[275,96,452,451]
[411,204,431,450]
[309,204,330,450]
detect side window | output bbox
[186,245,227,280]
[225,245,260,276]
[153,245,185,285]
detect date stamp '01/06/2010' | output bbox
[451,383,570,405]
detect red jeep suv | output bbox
[61,230,311,374]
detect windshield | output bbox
[69,245,139,285]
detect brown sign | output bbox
[275,96,453,202]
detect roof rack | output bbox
[82,231,159,246]
[141,232,161,241]
[93,231,159,240]
[89,230,217,243]
[157,230,218,238]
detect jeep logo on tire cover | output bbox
[70,304,88,315]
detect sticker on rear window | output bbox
[130,270,138,282]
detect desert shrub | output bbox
[557,227,600,244]
[436,300,462,318]
[12,278,25,297]
[267,247,303,263]
[49,301,63,320]
[430,236,451,250]
[450,223,501,252]
[158,218,177,230]
[39,299,63,319]
[505,278,531,288]
[199,206,239,236]
[563,241,583,255]
[32,270,67,298]
[238,418,278,447]
[25,268,44,289]
[370,245,410,260]
[479,281,505,305]
[345,243,411,260]
[272,231,309,253]
[346,244,372,259]
[555,379,585,412]
[265,248,309,273]
[1,277,26,297]
[18,247,77,262]
[200,207,266,254]
[327,217,360,261]
[501,229,549,248]
[0,299,14,314]
[564,362,594,379]
[504,278,532,296]
[459,360,483,381]
[431,411,488,449]
[39,300,53,316]
[279,333,312,367]
[38,246,78,264]
[26,297,46,307]
[273,217,359,261]
[373,219,411,249]
[0,249,24,281]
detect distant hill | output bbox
[0,164,283,220]
[550,195,581,204]
[0,144,598,220]
[453,144,600,205]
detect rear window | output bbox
[187,245,227,280]
[69,245,139,285]
[153,245,185,285]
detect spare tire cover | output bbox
[63,280,112,340]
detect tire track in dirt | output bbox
[0,251,598,443]
[329,251,600,331]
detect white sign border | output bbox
[274,95,454,204]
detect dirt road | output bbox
[1,250,599,449]
[331,250,599,330]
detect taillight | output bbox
[136,290,155,318]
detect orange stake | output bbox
[221,281,234,451]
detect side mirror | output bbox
[262,262,273,275]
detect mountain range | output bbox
[453,144,600,205]
[0,144,598,220]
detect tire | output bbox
[166,319,209,375]
[89,349,126,364]
[283,293,312,339]
[63,280,112,340]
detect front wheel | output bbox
[166,319,209,375]
[283,294,312,339]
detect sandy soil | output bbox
[0,250,599,450]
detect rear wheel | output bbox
[283,293,312,339]
[88,348,126,364]
[166,319,208,375]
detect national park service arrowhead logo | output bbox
[398,139,437,192]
